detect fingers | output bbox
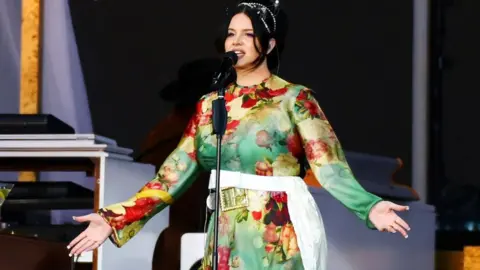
[67,231,87,250]
[73,239,92,256]
[389,202,410,212]
[384,215,410,239]
[68,233,103,257]
[394,216,411,232]
[69,237,90,256]
[72,240,99,256]
[73,214,94,223]
[390,223,408,238]
[385,226,396,234]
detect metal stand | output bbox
[210,66,235,270]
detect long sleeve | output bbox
[291,88,383,228]
[98,107,201,247]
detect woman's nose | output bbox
[232,36,242,45]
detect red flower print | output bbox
[104,213,127,230]
[219,213,229,236]
[303,100,321,117]
[271,192,288,203]
[305,139,331,161]
[252,211,262,221]
[196,99,204,112]
[296,90,307,101]
[224,92,234,102]
[286,134,303,158]
[183,117,197,137]
[255,161,273,176]
[123,205,150,223]
[295,89,327,119]
[265,243,275,253]
[218,246,231,270]
[241,96,258,108]
[264,198,291,226]
[256,90,272,99]
[267,87,288,97]
[272,204,290,226]
[263,222,279,243]
[266,199,275,211]
[198,110,212,126]
[134,197,160,207]
[145,182,162,190]
[108,197,160,230]
[226,120,240,133]
[256,130,273,149]
[239,87,256,95]
[187,151,196,161]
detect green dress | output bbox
[98,75,383,269]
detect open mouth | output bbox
[234,50,245,59]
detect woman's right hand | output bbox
[67,213,113,257]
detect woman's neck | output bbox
[235,62,271,87]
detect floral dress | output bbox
[98,75,383,269]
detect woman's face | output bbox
[224,13,261,70]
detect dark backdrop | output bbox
[441,0,480,188]
[69,0,413,185]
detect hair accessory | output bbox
[238,2,277,34]
[273,0,280,11]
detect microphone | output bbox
[211,51,238,89]
[220,51,238,71]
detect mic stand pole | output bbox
[211,70,230,270]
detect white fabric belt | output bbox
[208,169,299,191]
[208,170,327,270]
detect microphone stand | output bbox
[210,66,234,270]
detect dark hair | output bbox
[216,0,288,72]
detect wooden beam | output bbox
[19,0,42,182]
[465,246,480,270]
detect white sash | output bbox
[208,170,327,270]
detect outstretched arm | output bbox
[291,88,383,228]
[99,105,202,247]
[291,88,411,237]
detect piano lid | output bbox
[0,114,75,135]
[0,181,93,211]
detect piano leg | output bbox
[96,156,170,270]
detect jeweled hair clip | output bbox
[238,2,277,34]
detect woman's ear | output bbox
[267,38,277,54]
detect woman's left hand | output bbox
[368,201,411,238]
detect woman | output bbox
[67,1,411,269]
